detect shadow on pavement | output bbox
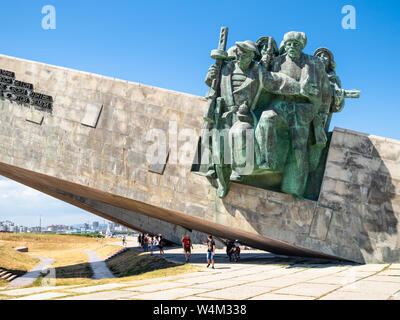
[139,245,359,268]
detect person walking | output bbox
[138,233,142,247]
[143,233,149,252]
[226,239,235,261]
[147,234,152,253]
[122,235,126,247]
[141,233,145,250]
[158,234,164,255]
[150,236,155,255]
[182,235,193,263]
[203,235,216,269]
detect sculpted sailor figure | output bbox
[255,31,332,199]
[205,39,314,197]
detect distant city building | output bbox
[0,219,125,235]
[45,225,70,232]
[114,225,128,232]
[30,226,41,233]
[0,220,15,232]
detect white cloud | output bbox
[0,179,59,205]
[0,177,101,227]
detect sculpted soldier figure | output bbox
[314,47,360,131]
[256,36,279,69]
[255,31,331,198]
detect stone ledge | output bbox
[0,54,206,102]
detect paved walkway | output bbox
[7,256,54,288]
[1,242,399,300]
[82,250,115,280]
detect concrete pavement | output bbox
[1,242,400,300]
[6,256,54,289]
[82,250,115,280]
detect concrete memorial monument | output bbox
[0,27,398,264]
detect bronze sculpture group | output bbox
[195,28,360,200]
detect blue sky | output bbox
[0,0,399,226]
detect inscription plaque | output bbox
[0,68,53,111]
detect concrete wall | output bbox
[0,54,399,263]
[318,128,400,263]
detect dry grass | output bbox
[0,244,40,285]
[0,280,10,288]
[95,245,123,259]
[0,233,113,287]
[106,249,199,279]
[40,250,93,286]
[0,233,115,251]
[40,245,121,286]
[0,234,200,288]
[50,249,201,287]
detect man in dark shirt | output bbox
[158,234,164,255]
[203,235,216,269]
[138,233,142,247]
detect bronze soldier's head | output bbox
[283,31,307,61]
[235,40,259,70]
[256,36,279,61]
[314,47,336,72]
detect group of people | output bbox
[200,31,360,199]
[182,234,217,269]
[138,232,238,269]
[138,233,164,256]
